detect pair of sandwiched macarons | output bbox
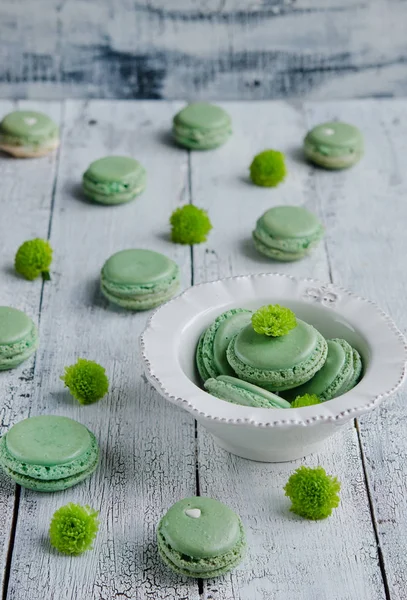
[157,496,245,578]
[197,305,363,408]
[100,248,180,311]
[0,415,99,492]
[0,306,38,370]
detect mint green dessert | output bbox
[304,122,363,169]
[157,496,245,578]
[205,375,291,408]
[172,103,232,150]
[253,205,324,261]
[0,307,38,370]
[226,318,328,391]
[196,309,252,381]
[82,156,146,205]
[0,110,59,157]
[0,416,99,492]
[284,339,363,401]
[101,248,180,310]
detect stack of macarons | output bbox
[197,304,363,408]
[0,415,99,492]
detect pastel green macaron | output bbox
[0,307,38,370]
[0,110,59,158]
[253,205,324,261]
[284,338,361,401]
[172,103,232,150]
[304,122,363,169]
[82,156,147,205]
[205,375,291,408]
[157,496,245,578]
[226,319,328,392]
[0,415,99,492]
[101,249,180,310]
[196,309,252,381]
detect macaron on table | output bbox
[0,99,406,600]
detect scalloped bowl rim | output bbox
[140,273,407,428]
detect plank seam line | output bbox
[188,150,204,597]
[1,101,65,600]
[355,420,392,600]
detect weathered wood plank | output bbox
[0,1,406,100]
[4,101,200,600]
[0,99,62,595]
[191,101,387,599]
[306,99,407,600]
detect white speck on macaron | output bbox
[185,508,201,519]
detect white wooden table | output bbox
[0,99,406,600]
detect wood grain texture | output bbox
[0,99,62,595]
[0,1,406,100]
[304,99,407,600]
[3,101,200,600]
[191,101,387,599]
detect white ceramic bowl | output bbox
[140,274,407,462]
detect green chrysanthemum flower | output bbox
[284,466,341,520]
[15,238,53,281]
[49,503,99,555]
[291,394,321,408]
[61,358,109,405]
[251,304,297,337]
[249,150,287,187]
[170,205,212,244]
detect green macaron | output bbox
[253,205,324,262]
[284,338,358,401]
[101,248,180,311]
[226,319,328,392]
[196,309,252,381]
[205,375,291,408]
[172,103,232,150]
[157,496,246,578]
[0,415,99,492]
[303,122,363,169]
[82,156,147,205]
[0,110,59,158]
[0,307,38,370]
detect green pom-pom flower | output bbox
[15,238,53,281]
[170,205,212,244]
[284,466,341,520]
[249,150,287,187]
[251,304,297,337]
[61,358,109,405]
[49,503,99,555]
[291,394,321,408]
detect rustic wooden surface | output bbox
[0,99,405,599]
[0,1,407,100]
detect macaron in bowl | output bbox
[101,249,180,311]
[140,273,407,462]
[0,110,59,158]
[82,156,146,205]
[0,306,38,370]
[172,103,232,150]
[157,496,246,578]
[0,415,99,491]
[205,375,291,409]
[253,205,324,262]
[303,121,363,169]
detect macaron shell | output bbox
[84,156,144,183]
[159,496,241,559]
[5,415,91,466]
[253,235,308,262]
[0,111,58,141]
[0,307,35,345]
[101,277,180,311]
[260,206,322,239]
[102,249,177,286]
[205,376,291,408]
[174,103,231,131]
[304,122,363,153]
[233,320,318,371]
